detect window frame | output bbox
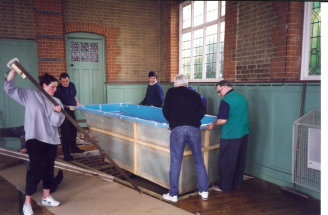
[179,1,225,82]
[300,2,321,80]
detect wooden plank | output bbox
[203,130,210,172]
[134,122,138,175]
[90,127,219,156]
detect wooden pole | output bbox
[8,60,142,193]
[0,148,114,181]
[203,129,210,173]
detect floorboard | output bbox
[0,152,320,215]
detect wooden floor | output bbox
[0,156,320,215]
[175,178,320,215]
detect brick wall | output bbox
[236,2,276,81]
[1,1,306,83]
[63,0,161,82]
[224,1,304,81]
[0,0,35,39]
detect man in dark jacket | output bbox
[162,74,209,202]
[54,73,84,162]
[140,71,164,108]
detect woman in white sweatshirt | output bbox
[4,69,65,215]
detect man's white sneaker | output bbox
[198,191,209,200]
[23,203,34,215]
[41,195,60,207]
[163,193,178,202]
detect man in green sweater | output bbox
[206,80,249,192]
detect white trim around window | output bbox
[301,2,321,80]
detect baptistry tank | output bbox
[78,103,220,194]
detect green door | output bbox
[66,33,106,120]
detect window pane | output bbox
[194,1,204,27]
[219,21,225,75]
[90,43,99,62]
[207,1,218,22]
[193,29,203,79]
[206,25,217,78]
[70,42,80,51]
[70,42,81,62]
[221,1,226,17]
[81,52,89,62]
[183,33,191,78]
[71,52,80,62]
[90,43,98,52]
[81,42,89,62]
[309,2,321,75]
[183,4,191,29]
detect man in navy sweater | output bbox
[162,74,209,202]
[140,71,164,108]
[54,73,84,162]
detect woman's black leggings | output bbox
[25,139,57,196]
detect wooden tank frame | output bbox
[78,103,220,194]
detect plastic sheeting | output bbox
[77,103,216,129]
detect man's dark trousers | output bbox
[218,134,248,192]
[60,109,77,157]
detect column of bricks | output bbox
[160,1,179,83]
[160,1,170,82]
[270,2,289,81]
[223,1,238,81]
[168,2,179,82]
[34,0,66,78]
[285,2,304,80]
[271,2,303,81]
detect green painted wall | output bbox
[234,83,320,200]
[106,82,321,199]
[106,83,172,105]
[0,39,38,150]
[0,39,38,127]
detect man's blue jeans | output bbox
[169,126,209,196]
